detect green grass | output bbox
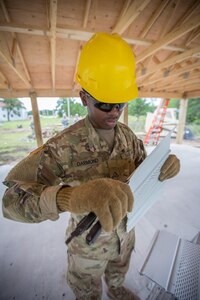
[0,115,199,166]
[0,115,85,165]
[0,117,64,165]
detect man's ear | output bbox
[79,91,87,107]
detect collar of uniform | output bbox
[84,116,112,152]
[84,116,128,154]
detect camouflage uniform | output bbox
[2,116,146,299]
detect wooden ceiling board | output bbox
[0,0,199,99]
[4,0,47,27]
[57,1,86,28]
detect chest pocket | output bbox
[107,158,136,183]
[67,154,110,184]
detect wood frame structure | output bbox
[0,0,200,145]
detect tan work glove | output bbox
[56,178,133,232]
[159,154,180,182]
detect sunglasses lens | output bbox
[84,90,126,112]
[98,103,113,112]
[94,102,125,112]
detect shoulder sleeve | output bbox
[2,144,64,223]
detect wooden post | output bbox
[120,105,128,125]
[29,92,43,147]
[123,104,128,125]
[176,98,188,144]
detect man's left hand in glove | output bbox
[159,154,180,182]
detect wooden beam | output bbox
[0,89,80,98]
[163,80,200,92]
[174,0,200,28]
[186,90,200,98]
[157,72,200,86]
[138,90,183,99]
[0,23,187,53]
[114,0,132,28]
[136,14,200,63]
[46,0,50,29]
[120,104,128,125]
[0,23,49,35]
[0,31,13,62]
[0,68,10,88]
[176,99,188,144]
[185,26,200,47]
[72,0,91,89]
[83,0,92,28]
[139,0,170,38]
[159,0,181,38]
[139,61,200,87]
[0,43,32,87]
[1,87,198,99]
[49,0,57,90]
[112,0,151,34]
[29,92,43,147]
[0,0,32,83]
[136,46,200,80]
[11,37,17,56]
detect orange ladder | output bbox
[144,99,170,146]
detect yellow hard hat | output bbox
[76,32,138,103]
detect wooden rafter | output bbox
[72,0,92,89]
[0,67,9,88]
[151,73,200,91]
[0,43,31,87]
[0,0,32,84]
[0,87,186,99]
[174,1,200,48]
[174,0,200,28]
[139,0,170,38]
[136,13,200,63]
[0,23,187,53]
[185,26,200,47]
[136,46,200,80]
[140,61,200,87]
[113,0,132,28]
[111,0,152,34]
[49,0,57,90]
[0,31,13,63]
[0,88,80,98]
[0,0,199,101]
[159,0,182,38]
[163,73,200,86]
[139,90,183,98]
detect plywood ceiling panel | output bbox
[0,0,199,99]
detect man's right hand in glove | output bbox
[56,178,133,232]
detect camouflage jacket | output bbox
[2,116,146,258]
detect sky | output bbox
[19,97,81,111]
[19,97,59,111]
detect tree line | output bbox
[1,97,200,124]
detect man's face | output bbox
[80,90,126,130]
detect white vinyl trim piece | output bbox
[139,230,200,300]
[127,131,171,232]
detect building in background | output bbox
[0,100,28,122]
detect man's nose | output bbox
[107,106,122,116]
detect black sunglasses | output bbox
[83,90,126,113]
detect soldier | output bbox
[2,33,180,300]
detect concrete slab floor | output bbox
[0,144,200,300]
